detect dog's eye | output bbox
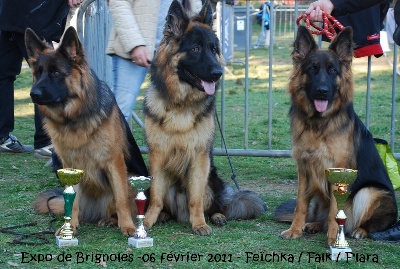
[53,70,60,76]
[192,46,201,52]
[36,67,43,77]
[329,67,336,74]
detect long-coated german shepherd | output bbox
[278,25,398,245]
[143,0,266,235]
[25,27,148,236]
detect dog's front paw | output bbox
[70,219,80,235]
[327,221,338,246]
[304,222,322,234]
[193,224,212,236]
[98,217,118,227]
[280,228,302,239]
[157,211,172,223]
[210,213,227,226]
[120,225,137,237]
[327,236,336,246]
[351,228,368,239]
[55,222,79,236]
[144,209,160,230]
[143,219,154,230]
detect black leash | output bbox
[0,195,58,245]
[215,110,240,190]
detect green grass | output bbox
[1,35,400,268]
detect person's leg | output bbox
[0,31,33,153]
[111,55,147,130]
[0,31,21,139]
[32,103,54,158]
[17,34,52,155]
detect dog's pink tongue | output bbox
[314,100,328,112]
[201,80,215,95]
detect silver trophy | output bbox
[128,176,153,248]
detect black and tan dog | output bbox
[143,0,266,235]
[25,27,148,236]
[278,25,398,245]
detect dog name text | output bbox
[245,251,294,263]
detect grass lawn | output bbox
[1,35,400,268]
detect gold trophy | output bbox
[325,168,358,261]
[128,176,153,248]
[55,168,83,248]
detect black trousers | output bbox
[0,30,50,148]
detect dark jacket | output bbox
[330,0,392,58]
[0,0,70,42]
[332,0,391,15]
[393,0,400,45]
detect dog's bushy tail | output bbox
[33,188,65,215]
[222,185,267,220]
[274,199,320,223]
[274,199,296,222]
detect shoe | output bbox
[44,158,53,167]
[34,144,53,159]
[369,221,400,242]
[0,134,34,153]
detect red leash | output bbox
[296,11,345,40]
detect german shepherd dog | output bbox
[279,25,398,245]
[25,27,148,236]
[143,0,266,235]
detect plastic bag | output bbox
[374,138,400,190]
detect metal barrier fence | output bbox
[76,0,400,159]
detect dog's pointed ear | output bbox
[57,26,86,64]
[165,0,190,38]
[25,28,51,64]
[292,26,318,62]
[328,27,354,63]
[197,0,213,27]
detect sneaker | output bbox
[34,144,53,159]
[0,134,34,153]
[369,221,400,242]
[44,158,53,167]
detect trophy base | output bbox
[329,246,352,261]
[128,237,153,248]
[56,236,78,248]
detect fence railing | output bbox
[76,0,400,159]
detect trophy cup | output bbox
[55,168,84,248]
[128,176,153,248]
[325,168,358,261]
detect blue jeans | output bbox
[111,55,148,130]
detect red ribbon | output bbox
[296,11,345,40]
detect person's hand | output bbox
[305,0,334,22]
[130,46,151,68]
[68,0,82,8]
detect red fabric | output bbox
[354,43,383,58]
